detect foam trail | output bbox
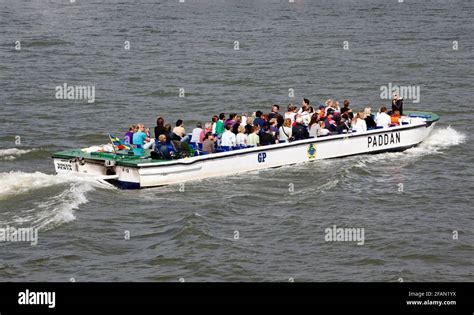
[352,126,466,167]
[0,171,69,197]
[316,179,340,192]
[0,171,115,231]
[415,125,466,151]
[0,148,35,161]
[35,183,95,230]
[394,125,466,159]
[0,171,114,198]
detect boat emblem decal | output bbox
[307,144,317,159]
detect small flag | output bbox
[109,134,131,151]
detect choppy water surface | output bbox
[0,0,473,281]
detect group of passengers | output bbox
[124,94,404,159]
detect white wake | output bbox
[0,171,115,231]
[351,126,466,167]
[0,148,35,161]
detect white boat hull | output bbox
[54,120,436,189]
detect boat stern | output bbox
[52,149,142,189]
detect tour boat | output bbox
[52,111,439,189]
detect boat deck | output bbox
[52,149,158,167]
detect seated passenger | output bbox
[326,107,335,117]
[364,107,377,130]
[191,122,203,143]
[298,98,311,126]
[244,116,254,134]
[124,124,135,144]
[336,116,350,134]
[318,105,326,120]
[279,118,293,141]
[352,112,367,132]
[318,121,330,136]
[153,134,173,160]
[269,118,279,138]
[259,124,277,145]
[308,114,320,137]
[211,115,219,134]
[284,104,298,124]
[232,116,242,134]
[202,132,216,154]
[333,101,341,114]
[133,124,154,149]
[154,116,166,139]
[292,116,309,140]
[375,106,391,128]
[173,119,186,138]
[324,114,337,133]
[253,111,266,128]
[221,124,236,147]
[299,98,310,112]
[324,99,334,116]
[225,113,238,130]
[391,110,401,126]
[340,99,351,115]
[199,122,212,143]
[215,113,226,136]
[247,125,260,146]
[325,100,341,115]
[341,107,353,121]
[164,123,179,142]
[268,104,284,127]
[236,125,247,147]
[173,119,191,143]
[241,112,248,127]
